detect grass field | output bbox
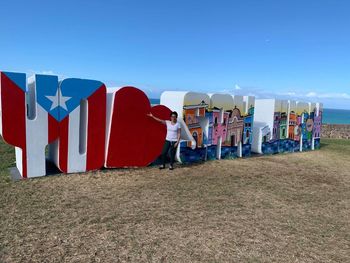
[0,138,349,262]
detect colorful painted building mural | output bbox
[243,107,254,145]
[280,112,288,139]
[273,111,281,141]
[159,92,256,163]
[159,92,321,164]
[208,94,242,159]
[288,111,297,140]
[183,101,208,148]
[225,107,244,147]
[206,108,229,146]
[251,99,323,155]
[241,97,255,157]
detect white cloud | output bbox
[231,86,350,101]
[305,91,350,99]
[305,92,317,98]
[38,70,55,75]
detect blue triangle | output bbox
[58,78,104,121]
[3,72,26,92]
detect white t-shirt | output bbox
[165,120,181,142]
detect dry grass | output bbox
[0,138,349,262]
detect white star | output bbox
[46,88,72,111]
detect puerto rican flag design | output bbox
[0,71,106,178]
[0,72,28,177]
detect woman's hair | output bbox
[170,111,178,118]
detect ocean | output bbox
[149,98,161,105]
[149,99,350,125]
[323,108,350,124]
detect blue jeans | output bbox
[161,140,178,166]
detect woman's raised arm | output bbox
[147,113,166,124]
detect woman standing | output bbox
[148,111,181,170]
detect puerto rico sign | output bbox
[0,71,323,179]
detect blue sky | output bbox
[1,0,350,109]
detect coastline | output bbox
[322,124,350,139]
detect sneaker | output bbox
[169,165,174,170]
[159,165,165,170]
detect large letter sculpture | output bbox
[50,78,107,173]
[0,72,172,178]
[206,94,255,159]
[0,70,323,179]
[252,99,322,154]
[105,87,171,168]
[160,91,255,163]
[0,72,106,178]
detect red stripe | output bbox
[58,116,69,173]
[48,114,59,143]
[86,86,106,171]
[0,73,27,178]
